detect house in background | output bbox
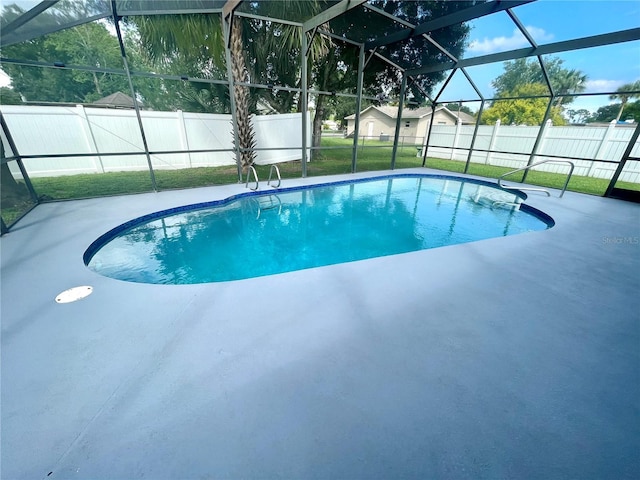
[92,92,137,108]
[345,105,475,143]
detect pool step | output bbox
[469,194,522,210]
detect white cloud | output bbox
[468,27,554,54]
[526,26,554,44]
[584,79,624,93]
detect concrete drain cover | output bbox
[55,286,93,304]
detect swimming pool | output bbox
[84,174,553,284]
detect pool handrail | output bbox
[267,164,281,188]
[498,159,575,198]
[245,165,259,191]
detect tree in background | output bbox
[481,83,565,125]
[244,1,330,114]
[609,80,640,122]
[132,11,260,170]
[0,87,22,105]
[309,0,476,154]
[490,56,587,122]
[482,57,586,125]
[491,57,587,107]
[1,21,130,103]
[0,2,224,110]
[566,108,591,124]
[126,14,230,114]
[132,2,330,172]
[551,67,588,107]
[1,1,478,165]
[589,100,640,123]
[445,102,475,116]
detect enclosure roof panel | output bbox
[115,0,227,15]
[1,0,112,46]
[1,0,639,103]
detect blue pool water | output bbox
[85,175,553,284]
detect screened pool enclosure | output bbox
[1,0,639,233]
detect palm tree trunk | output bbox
[229,20,255,173]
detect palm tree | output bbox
[552,68,588,107]
[133,12,260,176]
[228,18,255,173]
[245,1,329,160]
[609,80,640,122]
[131,3,328,176]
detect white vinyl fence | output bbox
[427,119,640,183]
[2,104,639,184]
[1,105,311,177]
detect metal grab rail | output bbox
[245,165,259,190]
[267,164,281,188]
[250,194,282,219]
[498,159,575,198]
[256,194,282,219]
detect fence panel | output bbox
[1,106,310,176]
[253,112,311,165]
[429,125,456,148]
[493,126,539,155]
[2,104,637,184]
[182,112,234,167]
[425,121,637,183]
[3,106,100,176]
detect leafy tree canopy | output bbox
[491,57,587,106]
[1,5,221,112]
[1,21,129,104]
[445,102,475,116]
[565,108,591,124]
[481,83,565,125]
[307,0,477,149]
[589,100,640,123]
[0,87,22,105]
[334,0,477,105]
[2,1,478,120]
[608,80,640,121]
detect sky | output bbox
[1,0,639,115]
[436,0,640,113]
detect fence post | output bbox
[421,104,437,167]
[76,105,104,173]
[176,110,192,168]
[486,119,500,164]
[450,117,462,160]
[588,119,616,177]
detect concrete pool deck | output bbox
[1,168,639,479]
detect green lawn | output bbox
[2,137,638,227]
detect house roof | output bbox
[92,92,137,108]
[345,105,475,123]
